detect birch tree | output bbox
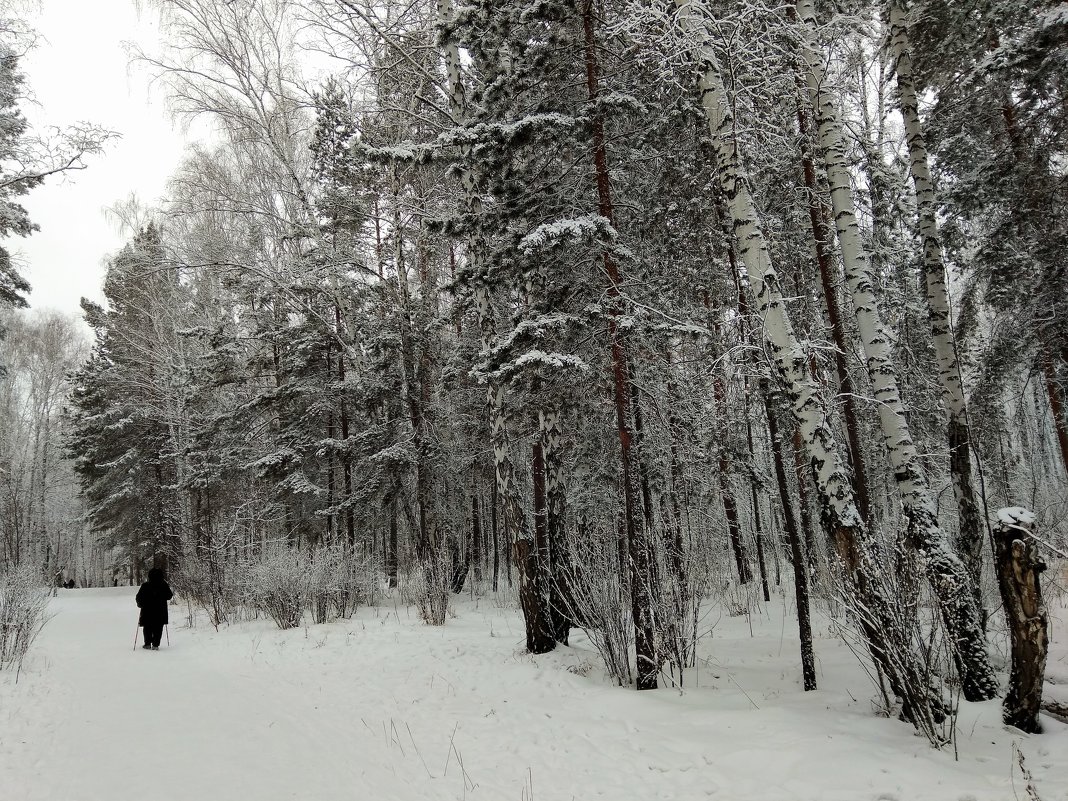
[673,0,947,735]
[794,0,995,702]
[885,0,984,610]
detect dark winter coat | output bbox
[136,568,173,627]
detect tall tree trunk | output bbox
[675,1,945,732]
[1042,354,1068,482]
[391,190,432,560]
[887,0,984,610]
[472,486,483,584]
[387,476,400,589]
[541,407,572,644]
[325,338,337,545]
[491,476,500,592]
[728,217,793,597]
[529,435,555,652]
[712,347,751,584]
[792,429,819,581]
[763,378,816,690]
[663,350,693,667]
[335,304,356,547]
[438,0,549,650]
[793,85,873,526]
[582,0,658,689]
[744,387,771,603]
[795,0,995,702]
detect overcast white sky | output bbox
[17,0,189,317]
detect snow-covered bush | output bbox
[563,529,634,686]
[403,549,451,626]
[308,546,372,624]
[658,545,716,681]
[248,549,307,629]
[308,547,339,624]
[0,566,50,673]
[173,551,251,629]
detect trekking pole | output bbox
[165,624,170,647]
[133,618,140,651]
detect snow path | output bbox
[3,588,1067,800]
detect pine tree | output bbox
[68,227,187,574]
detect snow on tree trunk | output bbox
[438,0,552,652]
[795,0,996,702]
[675,1,861,551]
[674,0,945,732]
[993,507,1048,733]
[762,378,816,690]
[887,0,984,616]
[582,0,658,689]
[793,87,873,527]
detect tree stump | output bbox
[993,507,1048,733]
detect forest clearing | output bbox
[3,587,1067,801]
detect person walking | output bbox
[135,567,173,650]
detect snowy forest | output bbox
[2,0,1068,798]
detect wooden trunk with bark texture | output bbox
[675,0,948,736]
[795,0,996,702]
[993,508,1049,734]
[437,0,551,652]
[583,0,658,689]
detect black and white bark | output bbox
[887,0,984,614]
[795,0,996,701]
[674,0,947,733]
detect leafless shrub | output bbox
[828,543,953,747]
[173,551,251,629]
[0,565,51,675]
[561,526,634,686]
[402,548,451,626]
[657,544,717,683]
[309,545,375,623]
[248,548,307,629]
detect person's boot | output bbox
[152,645,159,650]
[142,644,151,650]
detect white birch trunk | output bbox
[675,1,860,539]
[673,1,947,733]
[887,0,984,610]
[796,0,995,701]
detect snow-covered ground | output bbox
[2,586,1067,801]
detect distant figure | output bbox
[135,567,173,650]
[64,579,76,589]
